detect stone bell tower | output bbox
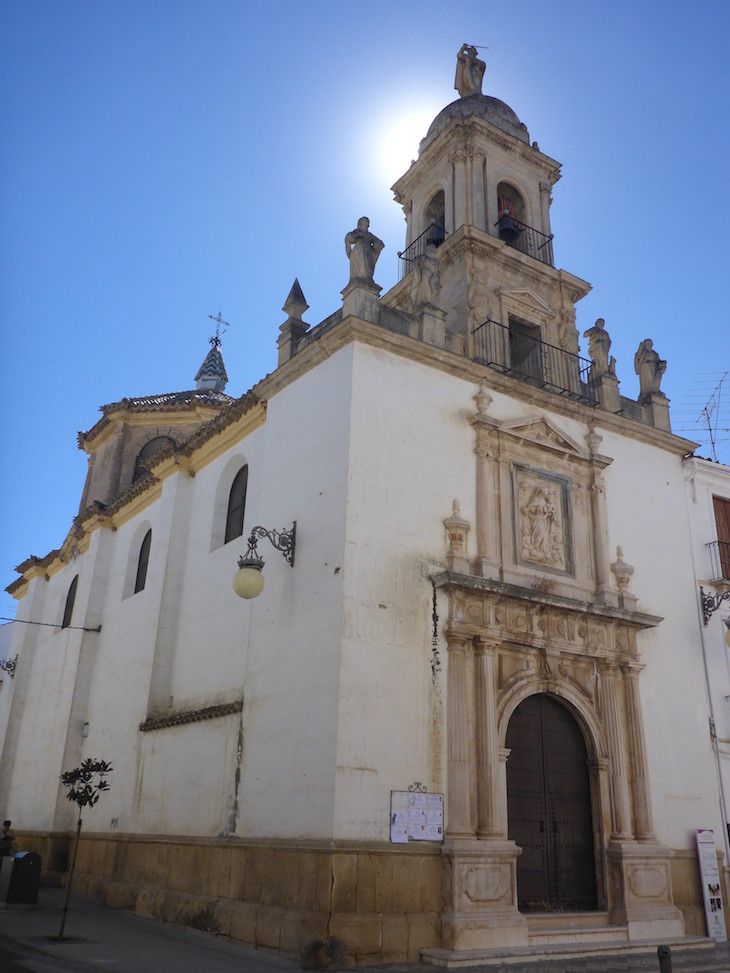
[390,44,591,369]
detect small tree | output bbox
[58,757,112,940]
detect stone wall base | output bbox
[12,832,721,964]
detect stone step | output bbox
[527,910,612,930]
[421,935,714,969]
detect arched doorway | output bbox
[506,694,597,912]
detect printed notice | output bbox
[697,829,727,942]
[390,790,444,843]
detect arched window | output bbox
[224,465,249,544]
[425,191,445,245]
[61,575,79,629]
[133,436,176,482]
[134,529,152,594]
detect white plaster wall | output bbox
[595,425,723,850]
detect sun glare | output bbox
[379,110,436,184]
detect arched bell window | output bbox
[133,436,176,483]
[425,190,445,245]
[134,529,152,594]
[224,465,249,544]
[496,182,526,244]
[61,575,79,629]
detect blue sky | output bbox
[1,1,729,618]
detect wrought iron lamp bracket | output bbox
[700,585,730,626]
[238,522,296,570]
[0,655,17,679]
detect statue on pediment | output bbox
[583,318,616,378]
[455,44,486,98]
[345,217,384,283]
[634,339,667,400]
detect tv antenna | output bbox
[676,372,729,462]
[207,311,230,349]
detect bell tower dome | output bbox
[390,45,591,364]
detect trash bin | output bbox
[0,852,41,907]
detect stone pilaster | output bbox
[453,151,467,230]
[445,632,474,837]
[469,383,500,579]
[474,638,500,837]
[599,663,633,839]
[622,663,656,841]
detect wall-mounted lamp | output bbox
[700,586,730,648]
[233,522,296,599]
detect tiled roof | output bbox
[78,389,233,449]
[195,346,228,390]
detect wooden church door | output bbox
[505,694,597,912]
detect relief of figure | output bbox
[454,44,486,98]
[345,217,384,283]
[520,483,564,567]
[583,317,615,377]
[410,240,441,308]
[634,338,667,399]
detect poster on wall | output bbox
[390,790,444,843]
[697,828,727,942]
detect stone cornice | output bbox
[257,312,696,459]
[433,570,662,630]
[392,116,562,202]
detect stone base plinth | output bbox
[641,392,671,432]
[440,838,528,950]
[341,279,381,324]
[607,840,685,940]
[594,373,621,413]
[414,305,446,347]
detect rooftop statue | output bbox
[634,339,667,400]
[345,217,384,283]
[583,317,616,378]
[455,43,486,98]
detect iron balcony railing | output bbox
[398,222,446,281]
[706,540,730,582]
[495,214,554,267]
[473,318,597,405]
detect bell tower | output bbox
[390,45,591,367]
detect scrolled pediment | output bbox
[497,287,555,318]
[500,415,587,458]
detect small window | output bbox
[225,465,249,544]
[61,575,79,629]
[133,436,176,482]
[714,496,730,579]
[134,529,152,593]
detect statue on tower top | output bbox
[455,43,486,98]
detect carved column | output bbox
[588,460,617,606]
[474,638,501,836]
[599,663,633,839]
[470,152,486,231]
[622,663,656,841]
[539,182,552,237]
[446,632,474,836]
[453,151,468,231]
[470,384,500,579]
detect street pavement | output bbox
[3,888,730,973]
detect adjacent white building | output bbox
[1,48,726,964]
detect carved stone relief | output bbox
[513,467,572,574]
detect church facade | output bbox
[1,49,725,964]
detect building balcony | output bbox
[706,540,730,582]
[398,223,446,281]
[473,318,597,405]
[496,214,554,267]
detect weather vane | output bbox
[207,310,230,349]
